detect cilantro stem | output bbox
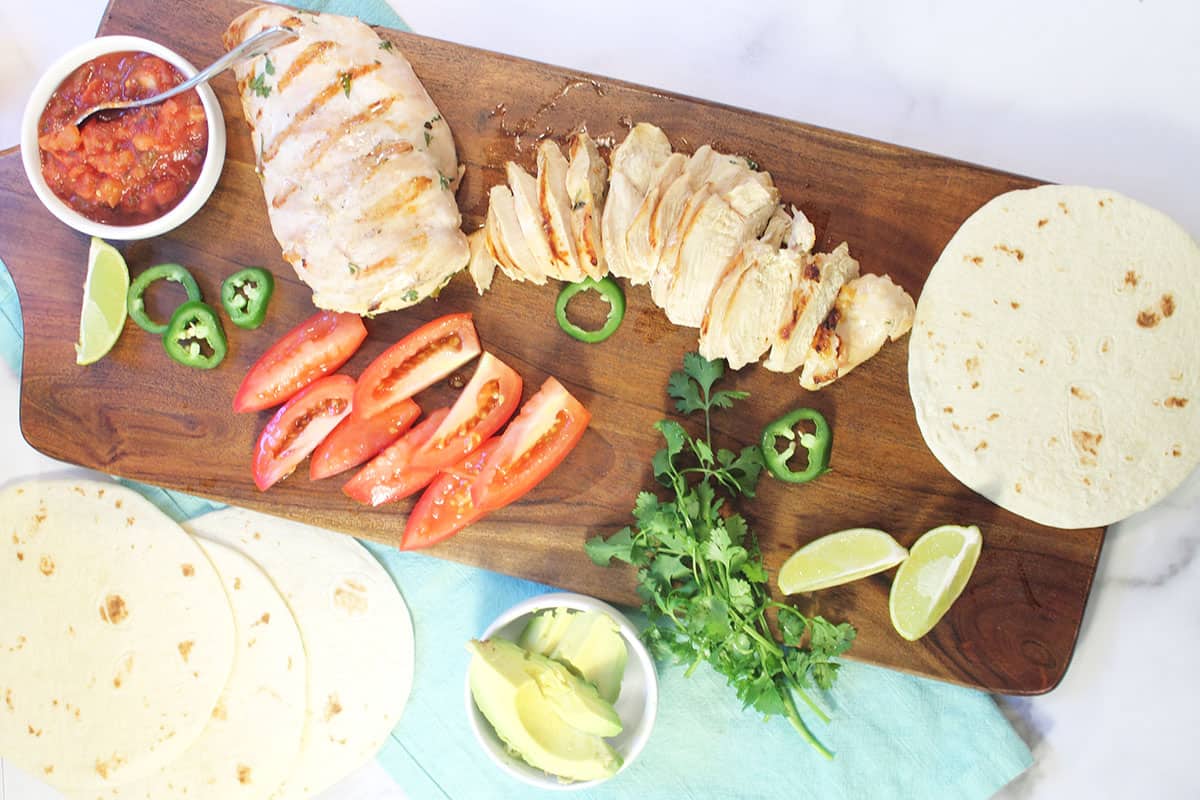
[779,677,834,760]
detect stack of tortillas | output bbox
[909,185,1200,529]
[0,481,414,799]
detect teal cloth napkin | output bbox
[0,1,1032,795]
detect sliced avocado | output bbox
[548,612,628,704]
[518,608,576,655]
[467,638,622,783]
[526,649,622,738]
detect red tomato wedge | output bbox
[309,398,421,481]
[409,352,522,470]
[354,313,481,420]
[343,408,448,506]
[402,439,501,550]
[252,374,355,491]
[471,377,591,510]
[234,311,367,413]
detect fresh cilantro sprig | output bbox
[586,353,856,758]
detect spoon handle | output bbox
[118,26,298,113]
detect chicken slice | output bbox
[624,153,688,283]
[799,273,916,389]
[786,205,817,254]
[758,207,793,249]
[467,228,497,294]
[699,240,805,369]
[602,123,673,283]
[652,175,779,328]
[763,243,860,373]
[506,162,557,282]
[485,184,546,285]
[536,141,585,282]
[565,133,608,278]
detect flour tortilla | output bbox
[909,185,1200,528]
[69,538,308,800]
[0,480,235,790]
[183,508,414,799]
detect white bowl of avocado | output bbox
[464,592,659,790]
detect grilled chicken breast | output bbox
[224,6,468,314]
[602,123,674,283]
[537,141,586,282]
[799,273,916,389]
[565,132,608,278]
[763,243,860,373]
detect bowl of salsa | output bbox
[20,36,226,240]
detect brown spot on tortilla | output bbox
[1070,385,1092,400]
[38,555,54,576]
[94,754,126,780]
[234,577,243,590]
[960,310,972,318]
[126,516,135,527]
[212,701,227,721]
[334,580,369,615]
[254,612,270,626]
[73,486,85,496]
[101,595,128,624]
[288,656,294,671]
[1037,218,1048,228]
[5,688,13,710]
[1015,482,1023,493]
[1165,397,1188,408]
[1010,301,1020,309]
[1049,436,1059,446]
[42,766,53,775]
[1161,294,1175,317]
[237,764,252,785]
[1101,339,1111,353]
[971,381,980,389]
[1137,310,1160,328]
[325,694,343,722]
[964,356,980,374]
[1083,477,1092,486]
[1124,270,1139,288]
[115,498,122,509]
[951,422,963,432]
[965,255,984,265]
[32,511,46,526]
[987,412,1000,421]
[974,441,988,452]
[16,551,23,561]
[1072,429,1103,467]
[943,406,954,414]
[178,641,194,662]
[253,531,262,540]
[1058,202,1069,214]
[113,675,121,688]
[28,724,42,736]
[181,563,194,577]
[994,244,1024,261]
[1171,445,1183,457]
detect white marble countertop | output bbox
[2,1,1198,798]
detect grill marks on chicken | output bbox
[224,6,468,315]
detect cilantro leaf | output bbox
[585,527,634,565]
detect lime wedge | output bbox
[75,237,130,365]
[777,527,908,594]
[888,524,982,641]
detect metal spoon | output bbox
[73,26,299,127]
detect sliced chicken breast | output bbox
[699,240,805,369]
[467,228,497,294]
[800,273,916,389]
[565,133,608,278]
[506,162,557,282]
[759,207,793,249]
[602,123,673,283]
[652,176,779,328]
[763,243,860,373]
[485,185,545,285]
[536,141,585,282]
[625,153,688,283]
[786,206,817,254]
[224,6,467,314]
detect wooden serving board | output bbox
[0,0,1103,694]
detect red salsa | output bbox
[38,51,208,226]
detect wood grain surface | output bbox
[0,0,1103,693]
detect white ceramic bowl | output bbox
[465,592,659,791]
[20,35,226,241]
